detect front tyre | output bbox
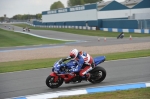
[89,66,106,83]
[46,75,63,88]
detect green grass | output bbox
[55,87,150,99]
[13,24,150,37]
[0,49,150,73]
[0,28,67,47]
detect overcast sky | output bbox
[0,0,125,18]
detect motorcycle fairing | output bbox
[94,56,105,66]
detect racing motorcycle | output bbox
[46,56,106,88]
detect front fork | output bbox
[50,72,59,83]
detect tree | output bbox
[0,17,4,22]
[50,1,65,10]
[84,0,102,3]
[67,0,84,7]
[36,14,42,19]
[67,0,102,7]
[12,13,41,20]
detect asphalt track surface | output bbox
[0,24,150,51]
[0,24,150,99]
[0,57,150,99]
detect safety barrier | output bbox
[100,28,150,34]
[33,25,96,30]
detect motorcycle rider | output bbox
[60,49,95,80]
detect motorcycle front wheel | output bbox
[46,75,64,88]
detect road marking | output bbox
[146,83,150,87]
[0,45,64,52]
[7,81,150,99]
[15,31,76,41]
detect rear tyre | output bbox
[88,66,106,83]
[46,75,63,88]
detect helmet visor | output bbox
[70,53,75,59]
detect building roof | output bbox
[97,0,145,10]
[120,0,143,8]
[97,1,112,10]
[97,1,129,11]
[132,0,150,9]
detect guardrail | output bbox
[100,28,150,34]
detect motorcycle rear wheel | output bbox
[46,75,64,88]
[88,66,106,83]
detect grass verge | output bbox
[0,49,150,73]
[13,24,150,37]
[56,87,150,99]
[0,28,67,47]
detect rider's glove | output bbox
[59,59,63,64]
[59,58,66,64]
[59,61,62,64]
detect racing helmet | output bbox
[69,49,78,59]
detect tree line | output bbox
[50,0,102,10]
[0,13,42,22]
[67,0,102,7]
[1,0,102,22]
[12,14,42,20]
